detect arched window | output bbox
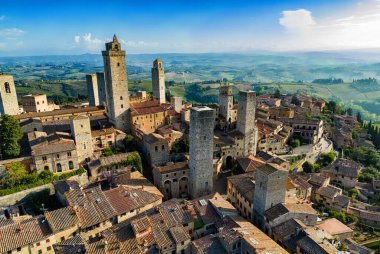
[44,166,49,171]
[120,96,123,100]
[57,163,62,172]
[4,82,11,93]
[69,161,74,170]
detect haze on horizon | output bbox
[1,0,380,56]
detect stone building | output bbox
[171,96,183,113]
[129,100,168,135]
[253,163,288,228]
[280,118,324,144]
[102,35,130,132]
[219,84,235,128]
[142,132,169,167]
[152,59,166,104]
[0,74,19,116]
[189,106,214,198]
[20,94,57,113]
[91,127,125,151]
[29,131,79,172]
[236,90,258,156]
[321,158,360,189]
[152,161,189,199]
[86,72,106,106]
[70,115,93,163]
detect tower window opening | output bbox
[120,96,123,100]
[117,62,120,66]
[4,82,11,93]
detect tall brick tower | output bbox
[152,59,166,104]
[253,163,288,229]
[236,90,258,156]
[0,74,19,116]
[102,35,129,132]
[189,106,215,198]
[219,82,233,124]
[70,115,94,163]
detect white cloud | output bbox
[74,35,81,43]
[120,39,148,48]
[277,0,380,50]
[0,28,25,37]
[82,33,103,44]
[0,16,5,21]
[279,9,316,32]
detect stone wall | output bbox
[0,183,54,207]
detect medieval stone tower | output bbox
[189,106,215,198]
[170,96,182,113]
[219,82,234,126]
[70,115,94,163]
[152,59,166,104]
[102,35,129,132]
[253,163,288,228]
[0,74,19,116]
[86,72,107,107]
[237,90,258,156]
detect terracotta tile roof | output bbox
[31,135,76,156]
[15,106,105,120]
[53,235,85,254]
[318,218,353,236]
[272,218,306,242]
[192,234,227,254]
[130,100,166,116]
[227,172,255,203]
[104,185,161,215]
[65,186,117,228]
[154,161,189,173]
[323,158,361,178]
[297,235,336,254]
[44,206,79,232]
[315,185,341,199]
[169,225,190,243]
[0,215,53,253]
[237,156,265,173]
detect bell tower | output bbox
[102,35,130,132]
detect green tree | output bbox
[0,114,22,159]
[123,134,137,152]
[347,107,353,116]
[291,95,301,106]
[352,130,359,140]
[274,89,281,99]
[318,151,336,166]
[356,111,362,123]
[302,161,320,173]
[289,138,301,148]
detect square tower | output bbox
[152,59,166,104]
[170,96,182,113]
[253,163,288,228]
[237,90,257,156]
[0,74,19,116]
[219,83,234,127]
[189,106,215,198]
[70,115,94,163]
[86,72,107,107]
[102,35,130,132]
[86,74,99,106]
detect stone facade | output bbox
[219,84,234,128]
[189,106,214,198]
[152,59,166,104]
[171,96,183,113]
[152,161,189,199]
[0,74,19,116]
[20,94,56,113]
[253,163,288,228]
[86,73,106,107]
[237,90,257,156]
[142,132,169,167]
[70,115,93,163]
[102,35,130,132]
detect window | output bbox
[42,156,47,161]
[57,163,62,172]
[69,161,74,170]
[17,247,21,252]
[56,154,60,159]
[47,246,51,251]
[46,239,50,243]
[4,82,11,93]
[68,152,72,157]
[117,62,120,66]
[162,145,165,150]
[38,250,42,254]
[121,104,124,108]
[44,166,49,171]
[120,96,123,100]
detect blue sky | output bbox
[1,0,379,56]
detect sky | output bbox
[1,0,380,56]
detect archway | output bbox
[179,177,188,197]
[163,180,172,199]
